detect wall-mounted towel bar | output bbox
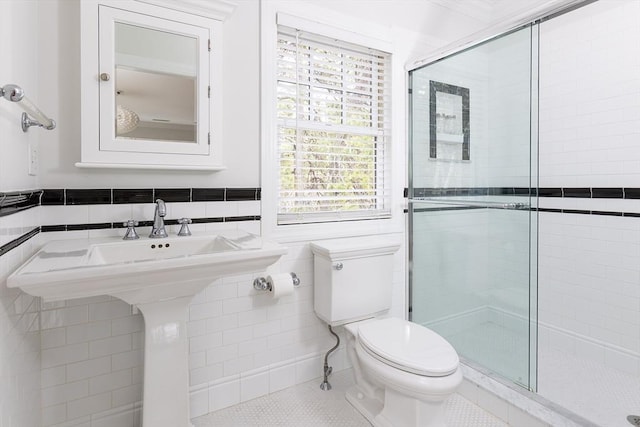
[411,198,530,210]
[0,84,56,132]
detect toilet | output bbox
[310,236,462,427]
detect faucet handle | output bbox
[177,218,192,237]
[122,219,140,240]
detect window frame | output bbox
[275,25,392,225]
[260,6,404,242]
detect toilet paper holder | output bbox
[253,272,300,291]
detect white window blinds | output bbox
[276,25,392,225]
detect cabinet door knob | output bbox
[100,73,111,81]
[333,262,343,271]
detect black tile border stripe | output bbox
[1,216,260,257]
[535,208,635,217]
[411,187,640,200]
[0,190,42,217]
[41,187,261,206]
[39,216,261,233]
[0,227,40,257]
[409,206,640,218]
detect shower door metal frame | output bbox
[408,23,541,392]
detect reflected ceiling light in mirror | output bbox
[116,104,139,134]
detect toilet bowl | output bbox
[344,317,462,427]
[310,236,462,427]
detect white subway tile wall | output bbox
[0,208,42,427]
[538,0,640,375]
[12,198,406,426]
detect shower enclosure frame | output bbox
[406,0,595,395]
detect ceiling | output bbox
[313,0,572,44]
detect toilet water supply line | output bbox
[320,325,340,391]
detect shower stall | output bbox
[408,1,640,426]
[409,23,538,389]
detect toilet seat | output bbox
[357,318,459,377]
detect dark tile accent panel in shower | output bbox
[154,188,191,203]
[113,189,154,204]
[66,189,112,205]
[0,227,40,257]
[41,189,65,205]
[0,190,42,217]
[226,188,259,201]
[192,188,225,202]
[563,188,591,198]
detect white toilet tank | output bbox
[310,235,401,326]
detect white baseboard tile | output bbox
[268,360,297,393]
[209,374,241,412]
[191,349,352,418]
[294,353,324,384]
[240,366,270,402]
[189,383,210,418]
[539,322,640,376]
[90,404,139,427]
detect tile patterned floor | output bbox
[193,369,507,427]
[538,348,640,427]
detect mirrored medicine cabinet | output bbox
[78,0,235,171]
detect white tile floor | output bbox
[538,348,640,427]
[193,369,507,427]
[440,319,640,426]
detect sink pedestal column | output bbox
[136,296,193,427]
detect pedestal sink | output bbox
[7,231,286,427]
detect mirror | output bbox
[79,0,226,171]
[114,22,197,143]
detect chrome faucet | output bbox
[149,199,168,238]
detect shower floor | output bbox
[445,320,531,387]
[443,319,640,426]
[538,347,640,427]
[192,368,507,426]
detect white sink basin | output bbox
[8,231,285,304]
[87,234,241,265]
[8,230,286,427]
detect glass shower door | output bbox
[408,25,538,390]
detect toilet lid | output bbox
[358,318,459,377]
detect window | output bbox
[276,25,392,225]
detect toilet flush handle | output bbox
[333,262,343,271]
